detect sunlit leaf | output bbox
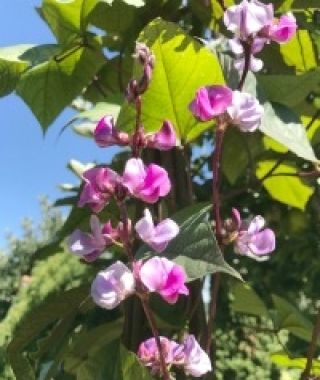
[256,160,315,210]
[117,18,225,141]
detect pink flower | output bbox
[227,90,264,132]
[135,209,179,253]
[139,257,189,304]
[147,120,177,151]
[91,261,135,309]
[68,215,117,262]
[78,167,120,213]
[94,115,129,148]
[229,37,266,72]
[138,337,184,375]
[189,85,233,121]
[182,335,212,377]
[122,158,171,203]
[268,12,297,43]
[232,208,276,260]
[224,0,274,39]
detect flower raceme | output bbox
[135,209,179,253]
[224,0,297,72]
[94,117,177,151]
[137,335,212,377]
[189,86,263,132]
[78,159,171,212]
[231,208,276,260]
[90,257,188,310]
[68,215,118,262]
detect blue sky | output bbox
[0,0,115,250]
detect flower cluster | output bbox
[224,0,297,72]
[189,85,263,132]
[67,42,212,378]
[138,335,212,377]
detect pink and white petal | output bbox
[249,228,275,255]
[247,215,265,235]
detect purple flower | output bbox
[229,37,266,72]
[268,12,297,43]
[147,121,177,151]
[182,335,212,377]
[68,215,117,262]
[94,115,129,148]
[78,167,120,213]
[135,209,179,253]
[232,208,276,260]
[91,261,135,310]
[224,0,274,39]
[139,256,189,304]
[189,85,233,122]
[122,158,171,204]
[227,90,264,132]
[138,337,184,375]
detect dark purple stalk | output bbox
[301,308,320,380]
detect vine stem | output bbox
[301,308,320,380]
[205,122,226,355]
[237,41,252,91]
[141,298,170,380]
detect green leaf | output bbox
[100,0,145,5]
[271,351,320,374]
[279,30,317,73]
[272,294,313,342]
[230,282,269,318]
[117,18,225,141]
[256,160,314,210]
[40,0,98,45]
[7,286,90,380]
[259,103,318,163]
[17,42,105,131]
[222,127,263,185]
[0,45,32,97]
[137,203,241,281]
[63,319,124,377]
[258,70,320,118]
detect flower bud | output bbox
[91,261,135,309]
[94,116,129,148]
[147,121,177,151]
[268,12,297,43]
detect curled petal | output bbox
[91,261,135,309]
[183,335,212,377]
[248,228,275,255]
[148,120,177,151]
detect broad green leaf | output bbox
[271,351,320,374]
[40,0,98,45]
[7,286,91,380]
[258,70,320,117]
[222,127,263,185]
[272,294,313,342]
[256,160,314,210]
[137,203,241,281]
[259,103,318,163]
[0,45,32,97]
[280,30,317,73]
[67,340,155,380]
[17,43,105,131]
[263,135,288,154]
[63,319,124,376]
[230,282,269,318]
[117,18,225,141]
